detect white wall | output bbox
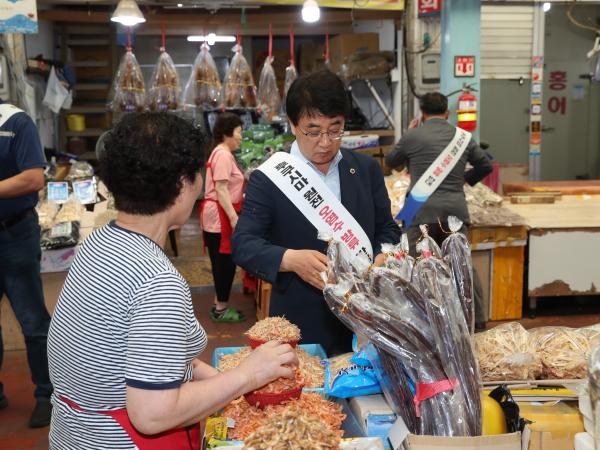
[25,20,55,59]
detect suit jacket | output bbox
[385,118,492,225]
[231,149,401,355]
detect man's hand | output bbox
[280,249,328,290]
[373,253,386,267]
[408,118,420,129]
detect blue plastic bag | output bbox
[324,351,382,398]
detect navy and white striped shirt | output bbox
[48,222,207,449]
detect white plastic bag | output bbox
[183,43,222,109]
[257,56,281,121]
[223,44,257,108]
[43,67,69,114]
[147,48,181,111]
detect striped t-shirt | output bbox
[48,222,207,449]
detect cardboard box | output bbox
[329,33,380,73]
[405,433,523,450]
[350,395,396,449]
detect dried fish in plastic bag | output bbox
[223,44,257,108]
[109,48,146,113]
[441,216,474,334]
[147,48,181,111]
[283,63,297,102]
[382,234,414,282]
[475,322,540,381]
[183,43,222,108]
[257,56,281,122]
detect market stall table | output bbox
[504,195,600,315]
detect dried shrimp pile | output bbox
[245,317,301,342]
[225,392,345,441]
[218,347,324,389]
[254,367,304,394]
[243,405,341,450]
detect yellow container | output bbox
[482,394,508,435]
[67,114,86,132]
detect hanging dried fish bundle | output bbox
[223,44,257,108]
[147,48,181,111]
[257,56,281,122]
[109,48,146,113]
[183,43,222,109]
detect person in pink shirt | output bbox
[200,113,245,322]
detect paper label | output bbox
[387,416,410,450]
[47,182,69,204]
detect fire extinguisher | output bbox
[457,89,477,132]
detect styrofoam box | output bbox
[211,343,327,393]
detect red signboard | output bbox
[454,55,475,77]
[418,0,442,16]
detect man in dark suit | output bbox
[232,70,400,355]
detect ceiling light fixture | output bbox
[543,2,551,13]
[177,3,183,7]
[187,34,237,45]
[302,0,320,23]
[111,0,146,27]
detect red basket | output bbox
[246,336,299,349]
[244,384,303,408]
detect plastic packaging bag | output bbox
[283,63,297,101]
[475,322,540,381]
[183,43,222,109]
[324,352,381,398]
[441,216,474,334]
[41,221,80,250]
[588,344,600,442]
[223,44,257,108]
[72,178,98,205]
[65,161,94,182]
[54,196,85,223]
[257,56,281,122]
[529,326,591,379]
[36,199,60,230]
[147,48,181,111]
[382,234,414,282]
[109,48,146,113]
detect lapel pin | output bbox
[350,168,356,175]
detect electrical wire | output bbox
[566,2,600,34]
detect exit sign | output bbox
[454,55,475,77]
[418,0,442,17]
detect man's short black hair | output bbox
[285,69,350,125]
[212,112,243,143]
[419,92,448,116]
[98,112,205,215]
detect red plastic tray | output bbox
[244,384,303,408]
[246,336,299,349]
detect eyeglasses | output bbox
[298,127,345,141]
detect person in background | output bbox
[232,70,401,355]
[385,92,492,330]
[200,112,246,323]
[47,113,297,449]
[0,102,53,427]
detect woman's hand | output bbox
[280,249,328,290]
[234,341,298,392]
[229,214,239,229]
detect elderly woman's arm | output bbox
[126,341,297,434]
[215,180,238,228]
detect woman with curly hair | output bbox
[200,112,246,323]
[47,113,297,450]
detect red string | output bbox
[237,25,241,48]
[161,24,166,49]
[127,30,131,50]
[289,24,295,66]
[268,23,272,59]
[325,31,330,62]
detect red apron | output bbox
[59,396,200,450]
[199,149,244,255]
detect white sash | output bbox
[257,151,374,261]
[0,104,24,128]
[410,127,471,202]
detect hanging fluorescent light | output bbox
[543,2,551,13]
[187,33,237,44]
[111,0,146,26]
[302,0,320,23]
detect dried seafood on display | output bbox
[464,183,503,208]
[384,170,410,217]
[253,367,304,394]
[257,56,281,122]
[588,344,600,443]
[223,44,257,108]
[224,392,345,441]
[475,322,540,381]
[467,203,526,227]
[109,49,146,113]
[183,43,222,108]
[382,234,414,282]
[147,48,181,111]
[243,405,341,450]
[441,216,474,334]
[529,326,592,379]
[283,63,297,101]
[323,229,482,437]
[245,316,301,342]
[54,196,85,223]
[36,199,59,230]
[218,347,324,389]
